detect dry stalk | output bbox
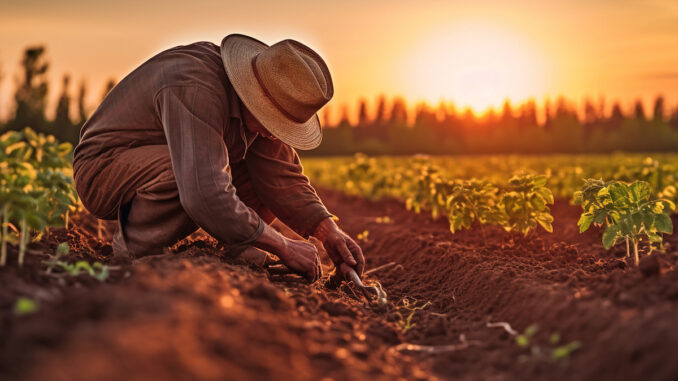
[486,321,518,336]
[392,334,481,354]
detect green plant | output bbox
[13,297,39,315]
[551,341,582,360]
[446,179,503,233]
[406,163,455,219]
[515,324,539,348]
[392,298,431,332]
[513,324,581,361]
[43,242,110,281]
[575,179,674,266]
[0,128,77,267]
[44,259,110,281]
[499,174,555,235]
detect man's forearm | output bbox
[253,224,288,256]
[312,217,338,242]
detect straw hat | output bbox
[221,34,334,150]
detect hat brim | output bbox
[221,34,322,150]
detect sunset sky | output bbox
[1,0,678,123]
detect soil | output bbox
[1,188,678,381]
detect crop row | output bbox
[304,154,676,265]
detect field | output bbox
[2,144,678,380]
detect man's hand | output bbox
[278,239,322,282]
[314,218,365,278]
[253,224,321,282]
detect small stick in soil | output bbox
[393,334,481,354]
[97,219,104,240]
[486,321,518,336]
[364,261,402,275]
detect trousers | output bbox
[73,145,275,257]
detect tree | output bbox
[669,108,678,130]
[414,102,437,128]
[321,105,331,128]
[608,102,624,130]
[101,78,116,100]
[10,46,49,132]
[338,103,351,127]
[501,100,514,124]
[652,95,664,123]
[389,97,408,126]
[633,100,646,121]
[554,96,572,120]
[543,99,552,128]
[54,74,72,131]
[373,95,386,127]
[76,81,88,125]
[357,99,369,127]
[583,98,597,126]
[521,99,538,127]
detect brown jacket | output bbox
[73,41,331,246]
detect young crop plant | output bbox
[13,297,39,316]
[406,163,455,220]
[575,179,674,266]
[43,243,110,281]
[499,173,555,236]
[392,297,432,332]
[0,128,77,267]
[446,179,504,234]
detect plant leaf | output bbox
[602,224,619,249]
[654,213,673,234]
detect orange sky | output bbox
[1,0,678,123]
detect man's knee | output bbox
[74,146,173,220]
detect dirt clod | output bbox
[639,255,661,277]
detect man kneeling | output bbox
[73,34,364,282]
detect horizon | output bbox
[1,0,678,123]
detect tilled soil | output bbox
[1,188,678,381]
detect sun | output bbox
[403,23,546,113]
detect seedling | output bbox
[0,128,77,267]
[392,297,432,332]
[551,341,582,361]
[43,242,110,281]
[575,179,674,266]
[13,297,39,316]
[407,164,455,220]
[447,179,503,233]
[515,324,539,348]
[44,259,110,282]
[499,174,555,235]
[489,321,582,362]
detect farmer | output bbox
[73,34,364,283]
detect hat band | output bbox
[251,56,309,124]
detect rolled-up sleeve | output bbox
[246,137,332,237]
[154,85,264,246]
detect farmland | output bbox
[2,142,678,380]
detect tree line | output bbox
[0,46,115,146]
[311,95,678,155]
[1,45,677,155]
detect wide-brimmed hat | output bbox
[221,34,334,150]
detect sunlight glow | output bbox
[402,23,547,113]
